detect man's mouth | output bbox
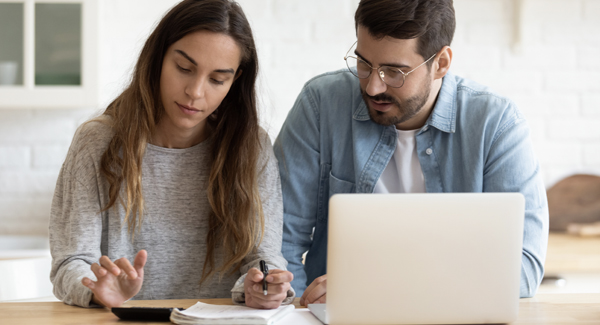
[369,99,394,112]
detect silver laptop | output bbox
[309,193,524,325]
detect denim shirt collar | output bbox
[352,72,457,134]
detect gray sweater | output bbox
[49,118,293,307]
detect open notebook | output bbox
[170,302,295,325]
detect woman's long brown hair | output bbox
[97,0,264,284]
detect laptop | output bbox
[309,193,524,325]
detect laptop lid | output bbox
[326,193,524,325]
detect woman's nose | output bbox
[186,78,205,100]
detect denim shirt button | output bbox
[426,148,433,155]
[422,126,429,132]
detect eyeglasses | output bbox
[344,41,436,88]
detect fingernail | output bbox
[99,269,106,276]
[129,271,137,279]
[266,276,273,282]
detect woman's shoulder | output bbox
[257,126,276,160]
[257,126,273,147]
[255,126,278,174]
[67,115,115,162]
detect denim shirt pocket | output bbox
[317,163,355,223]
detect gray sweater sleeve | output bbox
[230,131,296,305]
[49,126,105,307]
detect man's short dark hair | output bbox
[355,0,456,62]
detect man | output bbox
[274,0,548,305]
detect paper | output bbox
[181,302,284,319]
[170,302,295,325]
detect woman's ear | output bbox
[433,46,452,80]
[234,69,243,81]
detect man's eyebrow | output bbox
[354,50,371,65]
[354,50,410,69]
[175,49,197,66]
[174,49,235,74]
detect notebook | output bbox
[310,193,525,325]
[170,302,294,325]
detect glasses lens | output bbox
[380,66,405,88]
[345,56,371,79]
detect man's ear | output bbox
[234,69,243,81]
[433,46,452,80]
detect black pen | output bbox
[259,260,268,296]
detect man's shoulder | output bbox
[451,74,522,122]
[453,75,516,111]
[441,74,526,142]
[295,69,362,118]
[302,69,359,95]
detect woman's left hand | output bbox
[244,268,293,309]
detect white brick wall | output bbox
[0,0,598,236]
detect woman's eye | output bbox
[211,79,225,85]
[177,64,191,72]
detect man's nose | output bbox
[365,69,387,97]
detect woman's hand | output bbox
[82,250,147,307]
[300,274,327,306]
[244,268,293,309]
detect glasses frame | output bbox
[344,41,437,88]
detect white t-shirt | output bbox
[373,129,426,193]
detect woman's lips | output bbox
[177,103,200,115]
[369,99,394,113]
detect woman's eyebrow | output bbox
[214,69,235,74]
[174,49,235,74]
[175,49,197,66]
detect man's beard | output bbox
[361,78,432,127]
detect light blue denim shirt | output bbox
[274,69,549,298]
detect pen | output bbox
[259,260,268,296]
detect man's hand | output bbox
[244,268,293,309]
[300,274,327,306]
[82,250,147,307]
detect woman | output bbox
[49,0,294,309]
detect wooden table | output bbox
[545,233,600,273]
[539,233,600,294]
[2,294,600,324]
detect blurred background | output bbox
[0,0,598,301]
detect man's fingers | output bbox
[314,293,327,304]
[303,276,327,306]
[306,291,326,305]
[114,257,137,279]
[301,275,326,302]
[99,256,120,276]
[264,270,293,284]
